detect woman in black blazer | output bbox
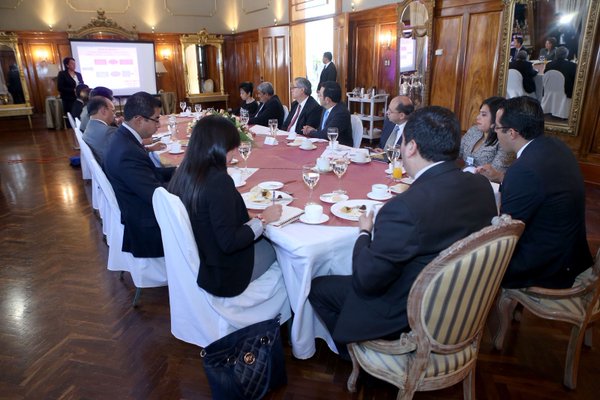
[57,57,84,123]
[168,115,282,297]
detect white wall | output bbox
[0,0,399,34]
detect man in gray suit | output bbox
[83,96,118,164]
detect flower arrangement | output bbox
[187,109,253,142]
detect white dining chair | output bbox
[541,70,571,119]
[283,105,289,122]
[73,124,92,181]
[350,115,363,148]
[152,187,291,347]
[507,69,526,98]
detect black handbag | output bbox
[200,315,287,399]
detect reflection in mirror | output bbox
[499,0,599,136]
[0,32,33,127]
[397,0,434,107]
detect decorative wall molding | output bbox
[164,0,217,17]
[66,0,130,14]
[67,9,138,40]
[0,0,23,10]
[291,0,329,13]
[242,0,271,15]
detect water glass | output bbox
[327,127,339,149]
[331,158,349,194]
[240,109,249,126]
[238,141,252,176]
[179,101,187,114]
[268,119,278,137]
[302,164,320,204]
[194,104,202,114]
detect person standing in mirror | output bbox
[317,52,337,90]
[57,57,84,127]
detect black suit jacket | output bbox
[544,59,577,98]
[509,60,538,94]
[332,162,497,343]
[510,46,528,60]
[57,70,84,119]
[378,117,397,148]
[281,96,322,134]
[308,103,352,146]
[103,126,175,258]
[318,62,337,89]
[500,136,593,289]
[248,95,284,127]
[188,169,256,297]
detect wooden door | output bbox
[333,12,349,93]
[259,26,290,107]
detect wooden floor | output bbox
[1,116,599,400]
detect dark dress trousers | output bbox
[310,162,497,343]
[188,169,257,297]
[103,126,175,258]
[308,103,352,146]
[57,70,83,119]
[318,62,337,90]
[248,95,284,127]
[500,135,593,289]
[281,96,322,134]
[509,59,538,94]
[544,59,577,98]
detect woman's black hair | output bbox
[168,115,241,214]
[63,57,75,68]
[239,81,254,95]
[481,96,505,146]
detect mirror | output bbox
[180,29,228,104]
[397,0,434,107]
[0,32,33,126]
[498,0,599,136]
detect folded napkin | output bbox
[249,125,289,136]
[270,206,304,228]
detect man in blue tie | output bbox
[302,81,352,146]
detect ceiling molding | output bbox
[66,0,130,13]
[242,0,271,15]
[164,0,217,17]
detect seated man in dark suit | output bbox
[281,77,322,135]
[104,91,175,258]
[376,95,414,150]
[309,106,497,357]
[493,96,592,288]
[544,46,577,98]
[509,50,538,94]
[248,81,284,127]
[70,84,89,119]
[510,36,527,60]
[302,81,352,147]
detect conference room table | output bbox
[154,114,405,359]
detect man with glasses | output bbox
[281,77,322,135]
[376,95,414,151]
[104,91,175,259]
[493,96,592,289]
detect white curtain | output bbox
[555,0,587,32]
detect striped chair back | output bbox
[408,215,523,353]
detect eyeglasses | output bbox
[494,125,510,133]
[141,115,161,124]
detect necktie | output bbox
[255,103,264,116]
[321,109,331,130]
[385,125,400,149]
[288,104,301,131]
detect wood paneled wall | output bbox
[139,33,186,103]
[347,4,398,96]
[223,31,261,111]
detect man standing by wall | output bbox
[318,51,337,90]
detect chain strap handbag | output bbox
[200,314,287,399]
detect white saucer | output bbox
[169,150,184,155]
[319,193,349,204]
[351,157,371,164]
[287,141,302,147]
[258,181,284,190]
[299,214,329,224]
[299,145,317,151]
[234,180,247,188]
[367,191,393,200]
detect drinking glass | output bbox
[302,164,320,204]
[331,158,349,194]
[327,127,339,149]
[179,101,187,114]
[167,116,177,141]
[240,109,249,126]
[238,141,252,176]
[268,119,278,137]
[385,143,400,164]
[194,104,202,114]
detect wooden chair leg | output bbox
[132,287,142,307]
[462,368,475,400]
[564,324,586,389]
[493,293,517,350]
[346,344,360,393]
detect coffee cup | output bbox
[170,141,182,153]
[300,138,313,149]
[304,203,323,223]
[353,151,368,162]
[316,157,330,171]
[371,184,388,198]
[286,131,297,140]
[229,169,243,186]
[161,135,171,144]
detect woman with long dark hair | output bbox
[459,96,513,182]
[168,115,282,297]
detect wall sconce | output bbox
[380,30,392,50]
[151,26,155,33]
[274,18,278,25]
[160,48,171,60]
[35,49,49,62]
[351,2,356,12]
[48,24,53,31]
[155,61,167,76]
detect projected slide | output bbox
[70,40,157,96]
[399,37,416,73]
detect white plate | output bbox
[389,183,410,194]
[367,191,393,200]
[169,149,184,155]
[287,141,303,147]
[299,214,329,225]
[230,158,239,165]
[258,181,284,190]
[331,199,382,221]
[319,193,349,204]
[299,144,317,151]
[234,180,247,188]
[350,156,371,164]
[242,190,293,210]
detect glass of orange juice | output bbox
[392,160,403,182]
